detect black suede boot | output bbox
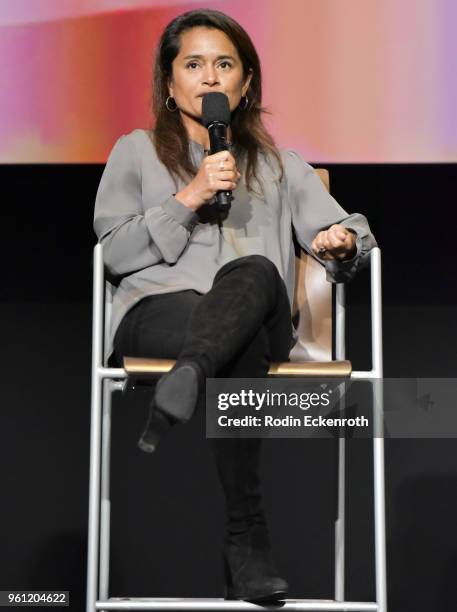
[178,255,293,377]
[211,437,289,602]
[138,359,205,453]
[137,398,176,454]
[138,255,293,453]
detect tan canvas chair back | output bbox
[289,168,332,362]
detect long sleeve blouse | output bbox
[94,129,377,363]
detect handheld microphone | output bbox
[201,92,232,212]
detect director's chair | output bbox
[87,169,386,611]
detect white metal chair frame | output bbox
[87,243,386,611]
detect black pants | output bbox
[112,255,293,378]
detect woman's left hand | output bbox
[311,224,357,261]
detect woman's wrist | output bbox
[175,188,201,211]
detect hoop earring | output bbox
[166,96,178,112]
[239,96,249,110]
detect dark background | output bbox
[1,161,456,610]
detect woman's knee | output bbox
[214,254,281,286]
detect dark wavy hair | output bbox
[150,8,283,192]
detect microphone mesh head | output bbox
[202,92,231,127]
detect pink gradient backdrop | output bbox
[0,0,455,162]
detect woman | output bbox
[94,8,376,602]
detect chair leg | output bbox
[99,379,113,601]
[86,373,103,612]
[334,436,346,601]
[373,379,387,612]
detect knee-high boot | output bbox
[139,255,293,452]
[210,437,289,601]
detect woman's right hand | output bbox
[175,150,241,211]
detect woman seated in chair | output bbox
[93,8,376,603]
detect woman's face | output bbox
[168,26,252,123]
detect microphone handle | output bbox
[208,122,233,211]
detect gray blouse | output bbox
[94,129,377,363]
